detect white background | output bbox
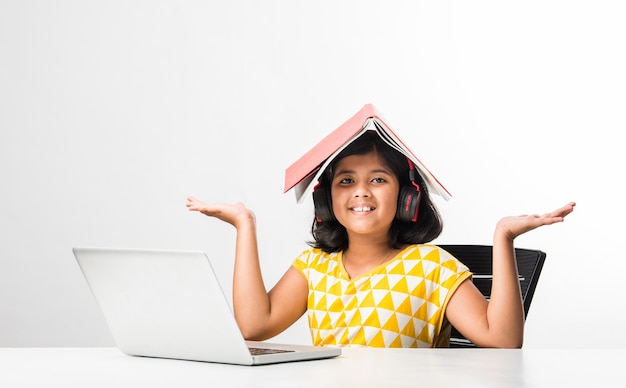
[1,1,624,349]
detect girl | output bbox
[186,131,575,348]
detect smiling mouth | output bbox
[351,206,375,213]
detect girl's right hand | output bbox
[186,196,255,228]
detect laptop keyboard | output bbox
[248,347,295,355]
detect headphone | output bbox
[313,157,422,223]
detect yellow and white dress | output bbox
[292,244,471,348]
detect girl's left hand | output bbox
[496,201,576,240]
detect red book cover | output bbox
[284,104,451,203]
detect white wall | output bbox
[1,1,624,349]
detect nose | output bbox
[353,182,371,198]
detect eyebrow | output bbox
[334,168,393,176]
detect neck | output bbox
[344,240,395,266]
[345,234,392,260]
[342,244,397,279]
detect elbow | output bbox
[499,339,523,349]
[502,330,524,349]
[473,333,524,349]
[490,335,524,349]
[238,326,256,341]
[239,327,270,342]
[509,336,524,349]
[237,323,266,341]
[235,317,273,342]
[235,317,257,340]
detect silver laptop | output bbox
[72,246,341,365]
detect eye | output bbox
[371,177,387,184]
[339,177,354,185]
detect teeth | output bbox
[352,207,373,212]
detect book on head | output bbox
[284,103,451,203]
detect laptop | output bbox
[72,246,341,366]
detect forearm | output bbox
[486,228,525,347]
[231,214,272,338]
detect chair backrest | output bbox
[437,244,547,348]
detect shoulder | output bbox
[402,244,469,272]
[292,248,339,270]
[402,244,452,259]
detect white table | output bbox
[0,347,622,387]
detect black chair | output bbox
[438,244,547,348]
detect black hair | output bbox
[308,131,443,253]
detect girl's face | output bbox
[330,151,400,239]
